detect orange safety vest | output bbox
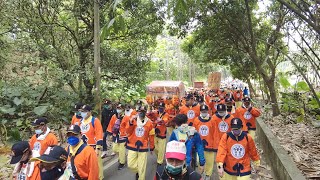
[234,107,261,130]
[29,132,58,155]
[179,104,200,126]
[126,119,155,152]
[216,132,260,176]
[193,116,217,151]
[72,116,104,146]
[212,113,234,149]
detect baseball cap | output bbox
[104,99,111,104]
[66,125,81,135]
[231,118,243,129]
[117,103,124,109]
[200,105,209,111]
[158,102,165,108]
[31,117,48,126]
[137,105,148,112]
[74,103,84,111]
[185,94,193,100]
[80,105,92,112]
[10,141,30,164]
[30,146,67,163]
[243,97,251,102]
[165,141,186,161]
[198,96,204,103]
[217,104,226,111]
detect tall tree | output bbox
[167,0,288,116]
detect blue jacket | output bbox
[169,129,206,166]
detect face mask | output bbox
[40,165,64,180]
[125,110,131,116]
[139,112,146,119]
[75,111,81,118]
[80,112,88,118]
[217,111,226,117]
[232,129,242,136]
[178,124,189,134]
[116,109,123,114]
[166,162,183,175]
[158,108,164,113]
[35,129,43,135]
[67,136,80,146]
[200,112,208,118]
[103,105,109,109]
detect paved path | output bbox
[104,153,158,180]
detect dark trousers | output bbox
[103,132,108,151]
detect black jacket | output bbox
[101,108,116,131]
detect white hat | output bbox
[165,141,186,160]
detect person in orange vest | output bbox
[234,97,261,139]
[126,105,155,180]
[30,117,58,157]
[233,88,243,108]
[72,104,104,179]
[218,88,226,100]
[71,102,84,125]
[154,102,170,166]
[131,100,143,116]
[225,98,236,115]
[216,118,260,180]
[211,95,225,115]
[164,97,176,137]
[107,103,129,170]
[65,124,99,180]
[212,104,234,151]
[30,145,68,180]
[197,95,205,106]
[179,94,200,126]
[10,141,40,180]
[193,105,217,179]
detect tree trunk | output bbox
[245,77,257,97]
[265,79,281,116]
[78,48,94,104]
[94,0,101,119]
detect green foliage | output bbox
[296,81,310,92]
[278,73,292,89]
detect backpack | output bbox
[112,116,123,134]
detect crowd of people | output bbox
[10,86,262,180]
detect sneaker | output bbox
[118,163,125,170]
[135,173,139,180]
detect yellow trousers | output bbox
[112,142,126,164]
[248,130,256,140]
[235,101,242,109]
[97,152,104,180]
[204,151,215,177]
[154,137,166,164]
[220,173,250,180]
[167,127,174,137]
[127,150,148,180]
